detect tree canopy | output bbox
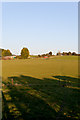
[21,47,29,59]
[2,49,12,56]
[49,51,52,56]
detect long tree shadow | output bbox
[53,76,79,87]
[2,81,59,120]
[2,91,15,120]
[2,75,80,120]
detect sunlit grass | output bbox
[2,56,80,119]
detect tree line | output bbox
[0,48,29,59]
[0,48,79,60]
[38,51,79,58]
[56,51,78,56]
[38,51,52,58]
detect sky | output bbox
[2,2,78,55]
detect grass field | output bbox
[2,56,80,120]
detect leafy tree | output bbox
[21,47,29,59]
[2,49,12,56]
[2,49,4,52]
[72,52,77,56]
[62,52,67,56]
[45,53,49,56]
[49,51,52,56]
[42,54,45,57]
[67,52,71,55]
[0,48,4,57]
[57,52,62,56]
[38,55,41,57]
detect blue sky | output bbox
[2,2,78,55]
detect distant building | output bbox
[44,56,48,58]
[2,56,16,60]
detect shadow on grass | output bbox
[2,91,15,120]
[2,75,80,120]
[53,76,79,84]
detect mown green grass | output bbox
[2,56,80,120]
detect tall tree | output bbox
[21,47,29,59]
[2,49,12,56]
